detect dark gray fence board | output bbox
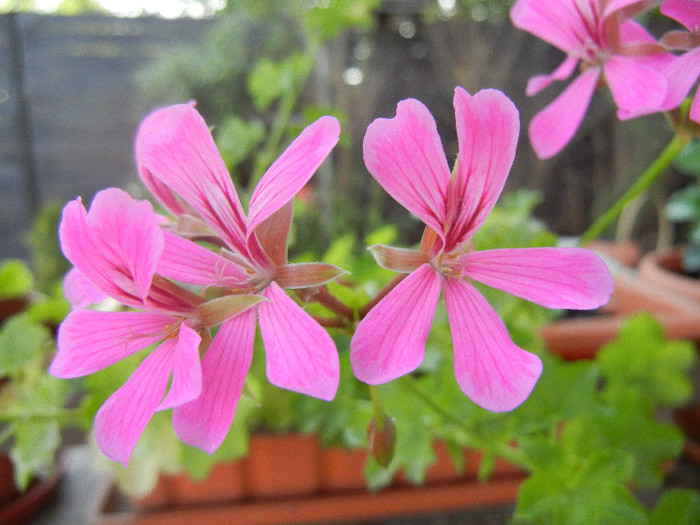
[1,13,210,259]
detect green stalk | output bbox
[369,385,385,430]
[579,132,688,245]
[0,407,83,424]
[399,376,535,472]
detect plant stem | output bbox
[399,376,534,472]
[399,376,464,428]
[579,132,688,245]
[369,385,386,430]
[0,426,13,448]
[0,407,84,424]
[358,274,408,319]
[311,285,354,321]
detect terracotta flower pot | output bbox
[244,433,322,498]
[319,446,367,492]
[638,246,700,306]
[0,452,62,525]
[133,459,247,509]
[96,434,526,525]
[542,249,700,360]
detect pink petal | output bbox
[459,247,614,310]
[603,0,654,17]
[363,98,451,244]
[60,189,164,306]
[52,310,174,378]
[350,264,442,384]
[157,230,247,288]
[447,88,520,250]
[135,104,249,255]
[662,0,700,30]
[258,282,339,400]
[442,278,542,412]
[528,67,600,159]
[94,344,174,466]
[63,268,107,309]
[158,322,202,410]
[691,89,700,124]
[510,0,592,53]
[247,116,340,235]
[526,56,579,96]
[662,48,700,111]
[138,164,190,217]
[605,55,668,112]
[173,310,256,454]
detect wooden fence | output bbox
[0,13,210,259]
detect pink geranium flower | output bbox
[136,104,343,453]
[350,88,614,412]
[659,0,700,123]
[511,0,674,159]
[52,188,258,465]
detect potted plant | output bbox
[0,258,83,525]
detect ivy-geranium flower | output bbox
[659,0,700,124]
[136,104,344,453]
[52,188,259,465]
[350,88,614,412]
[511,0,674,158]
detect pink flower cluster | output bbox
[511,0,700,159]
[52,90,613,465]
[53,106,344,465]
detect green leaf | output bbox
[303,0,380,44]
[666,186,700,223]
[246,53,312,112]
[514,448,647,525]
[0,259,34,300]
[215,115,266,169]
[0,314,52,378]
[598,313,697,408]
[9,419,61,490]
[650,489,700,525]
[674,138,700,176]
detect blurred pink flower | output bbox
[136,105,343,453]
[659,0,700,123]
[511,0,674,158]
[52,188,257,465]
[350,88,614,412]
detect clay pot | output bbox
[0,453,62,525]
[542,251,700,360]
[96,435,526,525]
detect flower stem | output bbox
[358,274,408,320]
[0,407,84,424]
[312,285,355,321]
[369,385,386,430]
[399,376,534,472]
[579,132,688,245]
[399,376,464,428]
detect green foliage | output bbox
[0,259,33,300]
[303,0,380,44]
[513,313,695,524]
[0,311,80,490]
[598,313,696,407]
[215,116,266,169]
[247,53,313,113]
[27,201,71,293]
[667,138,700,272]
[649,489,700,525]
[0,314,51,377]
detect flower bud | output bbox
[367,415,396,468]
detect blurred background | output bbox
[0,0,682,267]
